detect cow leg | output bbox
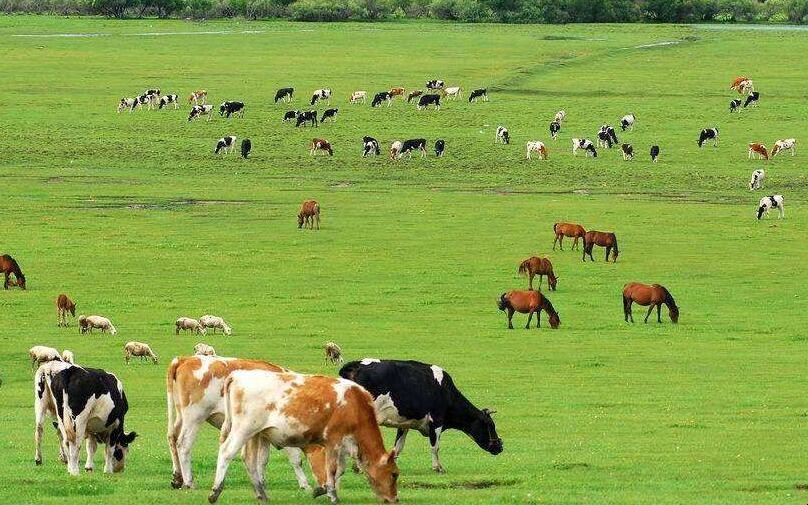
[177,415,204,489]
[84,437,97,472]
[34,399,47,465]
[208,429,249,503]
[507,308,514,330]
[324,445,341,504]
[4,272,9,289]
[282,447,311,491]
[243,438,269,502]
[525,311,533,329]
[644,305,655,324]
[552,235,558,250]
[536,310,542,328]
[65,419,85,476]
[428,425,445,473]
[305,445,328,497]
[168,404,184,488]
[394,428,409,456]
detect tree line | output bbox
[3,0,808,24]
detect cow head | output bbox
[469,408,503,455]
[365,450,399,503]
[756,205,766,220]
[108,428,137,473]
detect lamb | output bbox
[29,345,62,369]
[61,349,75,364]
[78,315,117,335]
[193,343,217,356]
[199,315,232,335]
[175,317,207,335]
[124,341,158,364]
[324,341,344,365]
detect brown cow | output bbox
[582,231,619,262]
[56,294,76,327]
[553,222,586,251]
[748,142,769,160]
[310,138,333,156]
[298,199,320,230]
[517,256,557,291]
[497,289,560,329]
[389,87,406,98]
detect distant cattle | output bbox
[310,88,332,106]
[435,139,445,157]
[597,125,618,148]
[526,141,548,160]
[744,91,760,108]
[158,94,179,110]
[443,86,461,100]
[283,110,299,122]
[697,128,719,148]
[748,169,765,190]
[362,136,381,157]
[310,138,333,156]
[400,138,428,158]
[729,99,741,113]
[771,138,796,157]
[324,341,344,365]
[219,101,244,118]
[350,90,367,104]
[390,141,403,160]
[650,145,660,162]
[295,110,318,127]
[407,90,423,103]
[495,126,510,145]
[320,108,338,123]
[144,88,160,97]
[619,113,636,131]
[214,136,237,155]
[389,87,406,98]
[241,138,251,159]
[730,76,754,95]
[554,110,566,124]
[118,98,136,113]
[572,138,597,157]
[468,88,488,103]
[372,92,392,108]
[426,79,445,90]
[748,142,769,160]
[298,200,321,230]
[621,143,634,160]
[188,90,207,105]
[757,194,784,220]
[549,120,561,140]
[188,104,213,122]
[274,87,294,103]
[132,93,154,111]
[418,94,440,110]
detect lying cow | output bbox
[188,104,213,122]
[214,135,237,155]
[219,101,244,118]
[310,138,333,156]
[468,88,488,103]
[362,136,381,157]
[417,94,440,110]
[274,87,294,103]
[697,127,719,148]
[310,88,331,106]
[757,194,784,220]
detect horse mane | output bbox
[541,296,557,316]
[654,284,676,308]
[611,234,619,253]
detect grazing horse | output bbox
[0,254,25,289]
[497,290,560,329]
[553,222,586,251]
[582,231,619,262]
[622,282,679,324]
[298,200,321,229]
[517,257,557,291]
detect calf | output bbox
[123,341,158,364]
[619,113,636,131]
[219,101,244,119]
[274,87,294,103]
[188,90,207,105]
[526,141,548,160]
[118,97,136,113]
[729,99,741,113]
[350,90,367,104]
[771,138,796,157]
[407,90,423,103]
[572,138,597,157]
[435,139,445,157]
[320,108,338,123]
[748,169,765,190]
[241,138,251,159]
[621,143,634,160]
[468,88,488,103]
[362,136,381,157]
[748,142,769,160]
[188,104,213,122]
[283,110,300,122]
[214,135,237,155]
[757,194,784,219]
[554,110,566,124]
[743,91,760,108]
[417,94,441,110]
[400,138,428,158]
[372,92,392,108]
[697,127,719,148]
[295,110,318,127]
[310,138,333,156]
[443,86,462,100]
[495,126,510,145]
[298,200,320,229]
[158,94,179,110]
[390,140,403,160]
[549,120,561,140]
[426,79,445,90]
[310,88,332,106]
[340,359,502,473]
[56,293,76,327]
[650,145,660,162]
[78,315,117,335]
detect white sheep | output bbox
[199,315,232,336]
[29,345,62,369]
[324,341,344,365]
[61,349,75,364]
[123,341,158,364]
[193,343,217,356]
[78,315,117,335]
[175,317,207,335]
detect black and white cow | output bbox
[400,138,428,158]
[320,108,338,123]
[118,98,136,113]
[744,91,760,108]
[729,99,741,113]
[495,126,510,145]
[468,88,488,103]
[621,143,634,160]
[426,80,445,90]
[757,194,784,220]
[310,88,332,106]
[188,104,213,121]
[214,135,237,154]
[549,120,561,140]
[295,110,318,127]
[219,101,244,118]
[371,92,392,108]
[650,145,660,162]
[283,110,300,122]
[131,93,154,111]
[35,362,137,476]
[144,88,160,97]
[435,139,445,157]
[362,136,381,157]
[619,113,636,131]
[597,125,618,148]
[158,94,179,110]
[274,87,294,103]
[417,94,441,110]
[572,138,597,157]
[339,359,502,473]
[698,127,719,148]
[241,138,251,159]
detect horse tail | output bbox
[553,222,559,235]
[517,260,530,277]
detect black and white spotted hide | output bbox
[435,139,445,157]
[215,135,237,154]
[362,136,381,157]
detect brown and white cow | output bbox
[188,89,207,104]
[526,141,548,160]
[748,142,769,160]
[389,87,405,99]
[166,356,326,492]
[310,138,333,156]
[208,370,399,504]
[730,76,754,95]
[771,138,796,157]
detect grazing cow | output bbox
[144,88,160,97]
[771,138,796,157]
[697,128,719,148]
[310,88,332,106]
[406,90,423,103]
[526,141,548,160]
[748,142,769,160]
[29,345,63,369]
[37,363,137,475]
[748,169,765,190]
[582,231,619,262]
[214,136,237,155]
[650,145,660,162]
[553,222,586,251]
[417,94,441,110]
[468,88,488,103]
[340,359,502,474]
[166,356,324,492]
[730,76,754,94]
[199,315,232,335]
[78,315,117,335]
[729,99,741,113]
[435,139,445,157]
[175,317,206,335]
[310,138,333,156]
[497,290,560,329]
[389,87,406,99]
[283,110,300,122]
[207,369,399,504]
[274,87,294,103]
[241,138,251,159]
[572,138,597,157]
[389,141,403,160]
[219,101,244,119]
[371,92,392,108]
[295,110,318,128]
[619,113,636,131]
[188,90,207,105]
[123,341,158,364]
[495,126,510,145]
[158,94,179,110]
[118,98,136,113]
[188,104,213,122]
[56,294,76,327]
[320,108,338,123]
[131,93,154,111]
[362,136,381,157]
[443,86,462,100]
[757,195,784,220]
[298,200,321,230]
[426,79,445,90]
[193,343,216,356]
[553,110,566,124]
[324,341,344,365]
[597,125,618,148]
[621,143,634,161]
[400,138,428,158]
[743,91,760,108]
[549,120,561,140]
[350,91,367,104]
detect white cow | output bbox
[756,195,784,220]
[443,86,462,100]
[771,138,796,157]
[350,91,367,104]
[495,126,510,145]
[526,141,548,160]
[554,110,566,124]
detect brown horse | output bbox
[298,199,321,229]
[56,294,76,326]
[582,231,619,262]
[1,254,25,289]
[623,282,679,324]
[553,223,586,251]
[497,290,560,329]
[517,256,557,291]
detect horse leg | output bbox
[3,272,8,289]
[552,235,557,250]
[525,311,533,329]
[507,308,514,330]
[657,304,662,323]
[644,305,654,324]
[605,246,611,262]
[536,310,542,328]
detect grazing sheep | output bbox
[193,343,217,356]
[29,345,62,369]
[175,317,207,335]
[199,315,232,336]
[78,315,117,335]
[61,349,75,364]
[124,341,158,364]
[324,341,344,365]
[56,294,76,327]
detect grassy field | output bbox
[0,17,807,505]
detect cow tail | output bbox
[166,358,180,443]
[219,376,234,444]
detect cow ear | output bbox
[122,431,138,445]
